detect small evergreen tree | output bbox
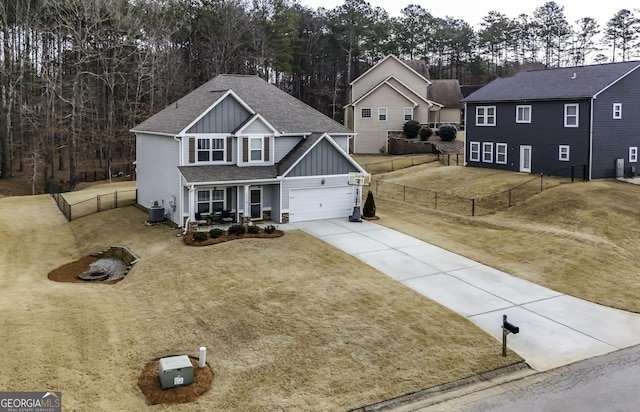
[363,190,376,217]
[403,120,421,139]
[419,127,433,141]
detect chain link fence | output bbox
[52,189,137,221]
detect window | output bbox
[404,107,413,121]
[496,143,508,164]
[476,106,496,126]
[197,138,224,162]
[469,142,480,162]
[482,142,493,163]
[378,107,387,121]
[559,145,570,161]
[613,103,622,119]
[564,104,579,127]
[361,108,372,118]
[516,105,531,123]
[197,189,224,214]
[249,137,263,161]
[630,147,638,163]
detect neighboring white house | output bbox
[131,74,367,227]
[343,55,444,154]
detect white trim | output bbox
[178,90,255,136]
[564,103,579,127]
[519,145,532,173]
[476,106,496,126]
[469,141,480,162]
[629,147,638,163]
[349,54,432,86]
[280,133,367,177]
[234,113,280,135]
[403,107,413,121]
[593,63,640,98]
[496,143,508,164]
[378,107,388,121]
[559,145,570,161]
[482,142,493,163]
[613,103,622,119]
[515,105,531,123]
[351,77,423,107]
[248,136,265,163]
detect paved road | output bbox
[417,344,640,411]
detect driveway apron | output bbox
[290,218,640,371]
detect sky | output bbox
[298,0,635,28]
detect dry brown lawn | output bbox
[368,162,640,313]
[0,182,520,411]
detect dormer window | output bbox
[197,137,224,162]
[242,136,271,163]
[250,137,263,161]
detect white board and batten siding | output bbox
[136,133,181,224]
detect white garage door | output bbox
[289,186,354,222]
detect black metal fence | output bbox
[374,169,585,216]
[52,189,137,221]
[358,154,438,174]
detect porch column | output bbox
[243,184,250,223]
[188,185,196,220]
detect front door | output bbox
[250,187,262,219]
[520,145,532,173]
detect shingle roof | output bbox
[277,133,323,175]
[178,165,278,185]
[132,74,352,135]
[463,61,640,102]
[429,80,463,107]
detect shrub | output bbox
[192,231,208,242]
[419,127,433,141]
[264,225,277,234]
[363,190,376,217]
[228,224,246,236]
[247,225,260,234]
[209,228,224,238]
[403,120,421,139]
[438,124,457,141]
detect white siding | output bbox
[136,133,181,225]
[281,175,351,210]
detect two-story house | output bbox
[131,74,367,227]
[343,55,444,154]
[463,61,640,179]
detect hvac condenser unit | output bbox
[158,355,193,389]
[148,205,165,223]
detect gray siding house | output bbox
[463,61,640,179]
[131,74,366,227]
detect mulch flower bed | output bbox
[182,226,284,247]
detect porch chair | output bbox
[194,212,208,226]
[221,210,234,224]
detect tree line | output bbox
[1,0,639,193]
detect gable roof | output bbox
[132,74,352,136]
[278,133,365,176]
[429,80,463,108]
[349,55,431,86]
[463,61,640,103]
[349,76,426,107]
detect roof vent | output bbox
[571,73,577,79]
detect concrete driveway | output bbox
[290,218,640,371]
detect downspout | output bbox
[589,98,594,180]
[174,135,184,228]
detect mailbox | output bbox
[503,320,519,334]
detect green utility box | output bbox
[158,355,193,389]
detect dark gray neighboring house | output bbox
[462,61,640,179]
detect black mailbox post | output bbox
[502,314,519,356]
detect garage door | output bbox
[289,186,354,222]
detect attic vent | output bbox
[571,73,577,79]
